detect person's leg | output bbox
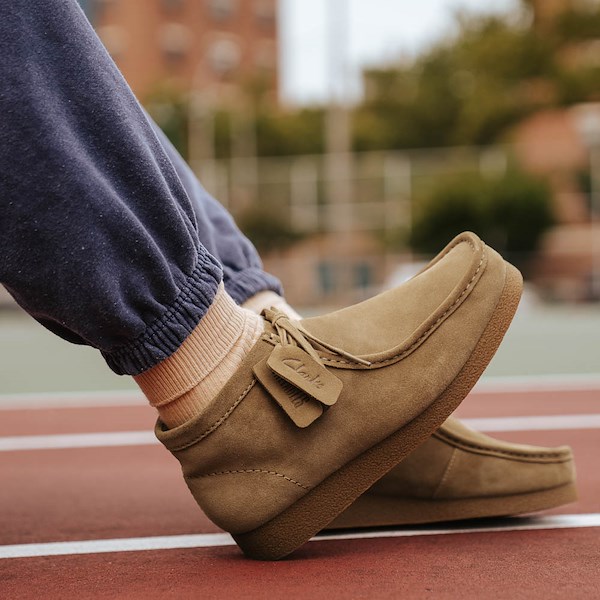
[147,121,280,305]
[149,121,301,318]
[0,0,262,426]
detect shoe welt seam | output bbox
[321,249,485,367]
[414,232,477,276]
[432,448,459,499]
[188,468,311,490]
[434,430,571,461]
[171,379,257,451]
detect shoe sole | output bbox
[233,261,523,560]
[325,482,578,529]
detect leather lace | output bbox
[262,308,371,367]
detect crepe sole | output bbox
[327,482,578,529]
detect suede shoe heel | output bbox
[328,417,577,529]
[155,232,523,560]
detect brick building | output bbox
[80,0,279,102]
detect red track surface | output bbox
[1,385,599,599]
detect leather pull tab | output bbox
[254,358,323,428]
[267,345,342,407]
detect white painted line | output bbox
[1,513,599,559]
[0,389,144,411]
[464,414,600,432]
[0,373,598,411]
[474,373,600,394]
[0,533,235,559]
[317,513,600,542]
[0,431,157,451]
[1,414,599,452]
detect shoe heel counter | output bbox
[185,469,309,535]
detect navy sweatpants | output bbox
[0,0,281,375]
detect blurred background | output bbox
[1,0,599,393]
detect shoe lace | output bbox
[262,308,371,367]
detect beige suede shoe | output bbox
[328,417,577,529]
[155,232,522,560]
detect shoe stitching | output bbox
[434,429,572,460]
[322,247,485,366]
[190,469,311,490]
[170,379,256,451]
[432,448,458,499]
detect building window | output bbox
[77,0,94,18]
[93,0,116,15]
[317,262,336,295]
[255,40,276,71]
[97,25,126,59]
[254,0,275,27]
[78,0,114,24]
[161,0,184,12]
[160,23,191,61]
[208,37,241,75]
[354,263,373,291]
[207,0,237,22]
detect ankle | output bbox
[242,290,302,321]
[134,284,263,427]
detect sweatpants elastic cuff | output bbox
[224,267,283,306]
[102,246,223,376]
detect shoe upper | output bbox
[368,417,575,500]
[155,232,517,534]
[300,231,487,357]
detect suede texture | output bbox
[155,232,513,535]
[367,417,575,500]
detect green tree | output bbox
[144,3,599,160]
[255,108,325,157]
[410,169,554,269]
[236,205,305,253]
[354,4,598,152]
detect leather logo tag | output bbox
[267,345,342,407]
[253,358,323,428]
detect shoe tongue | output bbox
[253,344,343,428]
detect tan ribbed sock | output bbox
[134,283,263,428]
[242,290,302,321]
